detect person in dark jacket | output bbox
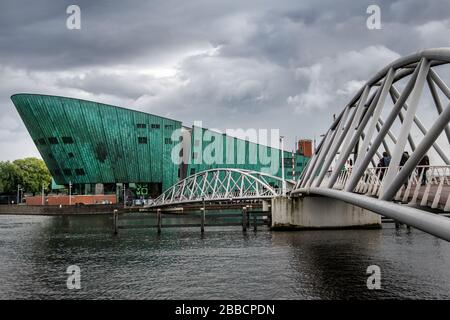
[418,154,430,186]
[400,151,409,187]
[382,151,391,167]
[377,152,391,181]
[400,151,409,166]
[377,158,385,181]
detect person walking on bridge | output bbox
[400,151,410,188]
[377,152,391,181]
[417,154,430,186]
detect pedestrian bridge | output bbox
[329,165,450,211]
[149,48,450,242]
[292,48,450,241]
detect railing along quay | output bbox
[112,206,271,235]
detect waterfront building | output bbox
[11,94,310,203]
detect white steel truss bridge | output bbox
[151,168,295,207]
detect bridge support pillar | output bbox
[271,196,381,230]
[262,200,270,212]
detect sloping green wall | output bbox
[12,94,181,191]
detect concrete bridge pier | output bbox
[271,196,381,230]
[262,200,270,212]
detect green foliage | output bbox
[0,161,22,194]
[0,158,51,195]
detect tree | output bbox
[0,158,51,195]
[13,158,52,195]
[0,161,22,194]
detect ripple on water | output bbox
[0,214,449,299]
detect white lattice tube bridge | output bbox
[292,48,450,241]
[151,168,295,207]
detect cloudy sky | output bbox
[1,0,450,161]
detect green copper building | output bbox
[12,93,309,199]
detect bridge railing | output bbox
[319,165,450,211]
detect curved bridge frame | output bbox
[293,48,450,241]
[151,168,295,207]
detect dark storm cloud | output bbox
[1,0,450,160]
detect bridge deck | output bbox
[355,184,450,210]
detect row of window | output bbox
[37,135,176,147]
[138,137,173,145]
[136,123,174,130]
[53,168,85,177]
[35,136,74,145]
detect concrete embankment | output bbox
[0,204,124,216]
[0,202,262,216]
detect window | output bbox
[63,169,72,176]
[38,138,46,145]
[165,124,173,130]
[190,168,196,175]
[164,138,172,144]
[68,152,74,158]
[138,137,147,144]
[62,136,74,144]
[75,169,85,176]
[151,124,160,129]
[136,123,146,128]
[48,137,58,144]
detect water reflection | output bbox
[0,214,449,299]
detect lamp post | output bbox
[41,182,45,206]
[123,184,126,208]
[17,184,21,205]
[280,136,286,196]
[69,181,72,205]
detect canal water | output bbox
[0,213,449,299]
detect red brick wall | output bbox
[25,195,117,206]
[298,139,313,157]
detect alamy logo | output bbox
[66,265,81,289]
[170,121,282,175]
[366,5,381,30]
[366,265,381,289]
[66,5,81,30]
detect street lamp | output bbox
[123,183,126,208]
[280,136,286,196]
[17,184,21,205]
[41,182,45,205]
[69,181,72,205]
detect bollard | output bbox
[157,209,162,234]
[201,208,205,233]
[201,198,205,233]
[246,205,250,228]
[242,207,247,232]
[113,209,118,235]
